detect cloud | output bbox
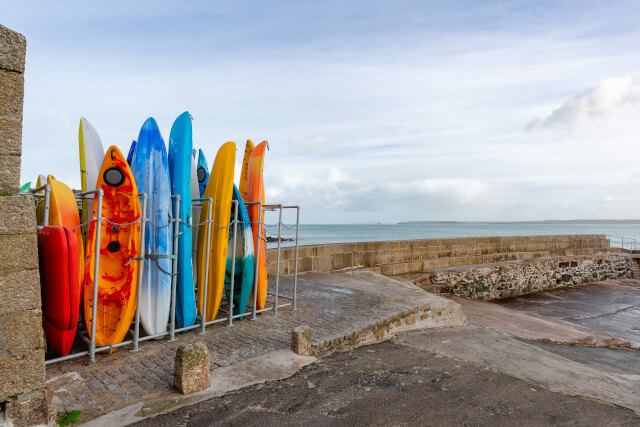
[526,77,640,130]
[288,136,333,154]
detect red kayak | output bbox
[38,226,79,356]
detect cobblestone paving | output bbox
[46,273,421,418]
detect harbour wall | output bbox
[265,234,616,276]
[265,235,635,300]
[0,24,50,426]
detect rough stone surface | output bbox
[0,309,44,358]
[0,24,26,73]
[0,153,21,194]
[174,342,210,394]
[291,326,312,356]
[0,349,46,401]
[4,389,49,427]
[413,254,633,300]
[0,269,41,316]
[0,117,22,156]
[0,195,37,234]
[0,233,38,271]
[0,70,24,120]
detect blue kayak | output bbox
[168,112,197,328]
[130,119,172,335]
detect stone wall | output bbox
[412,254,634,300]
[0,24,49,426]
[265,234,612,277]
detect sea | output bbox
[264,222,640,250]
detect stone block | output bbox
[4,388,49,427]
[0,71,24,120]
[291,325,312,356]
[174,341,210,394]
[0,349,46,401]
[312,255,332,272]
[0,269,41,315]
[0,24,26,73]
[0,152,21,194]
[331,252,352,270]
[0,233,38,271]
[0,195,37,234]
[0,309,44,358]
[0,117,22,156]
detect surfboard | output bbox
[131,118,173,336]
[47,175,84,295]
[247,141,268,310]
[83,146,142,347]
[239,140,254,202]
[225,184,255,316]
[126,140,137,165]
[38,226,79,356]
[168,112,196,328]
[79,117,105,243]
[191,149,200,294]
[197,141,235,321]
[197,148,209,198]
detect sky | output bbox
[5,0,640,224]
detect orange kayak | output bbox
[83,146,142,347]
[246,140,267,310]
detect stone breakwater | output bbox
[265,234,615,276]
[412,254,635,300]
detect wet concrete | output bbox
[497,279,640,347]
[132,336,640,427]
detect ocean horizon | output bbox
[264,222,640,249]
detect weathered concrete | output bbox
[45,272,463,423]
[131,337,640,427]
[401,326,640,413]
[266,234,613,276]
[452,296,633,348]
[413,254,634,300]
[291,326,312,356]
[498,279,640,348]
[174,342,210,395]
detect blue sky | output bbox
[5,1,640,223]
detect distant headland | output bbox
[398,220,640,225]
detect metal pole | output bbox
[89,189,103,363]
[273,205,283,315]
[201,198,213,334]
[42,183,52,227]
[228,200,239,326]
[293,206,300,311]
[251,202,262,321]
[131,193,148,353]
[169,195,180,341]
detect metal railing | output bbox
[606,234,638,251]
[26,185,299,365]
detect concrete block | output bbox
[4,388,49,427]
[0,117,22,156]
[0,349,45,401]
[174,341,210,394]
[0,195,37,234]
[0,233,38,271]
[291,325,312,356]
[332,252,352,270]
[0,269,41,315]
[0,153,21,194]
[0,71,24,120]
[0,309,44,358]
[0,24,26,73]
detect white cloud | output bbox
[288,136,333,154]
[526,77,640,130]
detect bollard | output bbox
[174,341,211,394]
[291,325,312,356]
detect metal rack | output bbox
[26,185,299,365]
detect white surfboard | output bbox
[79,117,105,242]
